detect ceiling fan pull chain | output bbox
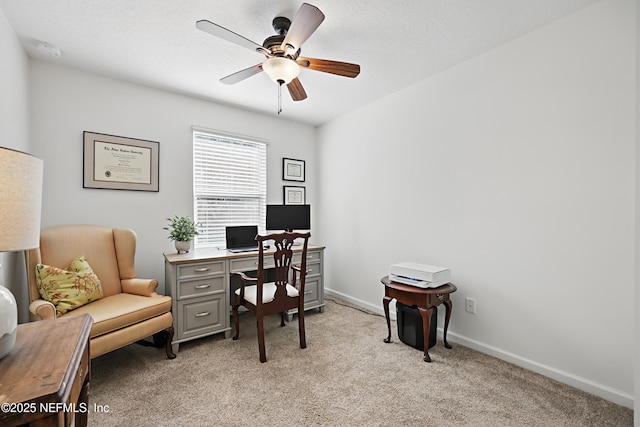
[277,80,283,115]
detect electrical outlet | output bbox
[465,297,476,314]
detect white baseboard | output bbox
[324,287,633,409]
[445,332,633,409]
[325,288,396,320]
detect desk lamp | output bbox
[0,147,43,359]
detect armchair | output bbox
[232,231,310,363]
[25,224,175,359]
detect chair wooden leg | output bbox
[165,326,176,359]
[298,306,306,349]
[280,312,286,327]
[257,316,267,363]
[232,303,240,340]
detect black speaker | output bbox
[396,302,437,350]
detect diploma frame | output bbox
[282,158,305,182]
[83,131,159,192]
[283,185,306,205]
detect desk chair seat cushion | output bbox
[235,282,299,305]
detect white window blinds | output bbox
[193,130,267,248]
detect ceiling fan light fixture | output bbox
[262,57,300,84]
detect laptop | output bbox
[225,225,259,253]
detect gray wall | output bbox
[317,0,635,407]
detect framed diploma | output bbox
[83,131,159,192]
[283,185,306,205]
[282,158,305,182]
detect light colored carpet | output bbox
[88,298,632,426]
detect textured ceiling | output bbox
[0,0,601,126]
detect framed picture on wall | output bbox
[283,158,305,182]
[83,131,159,192]
[284,186,306,205]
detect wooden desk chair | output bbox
[232,231,310,363]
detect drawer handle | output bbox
[307,255,313,259]
[304,291,313,295]
[195,284,210,289]
[195,311,210,318]
[194,267,210,272]
[436,294,444,301]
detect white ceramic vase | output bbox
[175,240,192,254]
[0,284,17,359]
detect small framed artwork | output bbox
[284,186,306,205]
[283,158,305,182]
[83,131,159,192]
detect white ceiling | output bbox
[0,0,600,126]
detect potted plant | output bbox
[164,215,199,253]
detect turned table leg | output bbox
[383,296,392,343]
[443,299,453,349]
[418,307,433,362]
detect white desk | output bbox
[164,245,325,353]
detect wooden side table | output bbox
[0,314,93,427]
[381,276,457,362]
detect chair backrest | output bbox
[25,224,139,302]
[256,231,310,303]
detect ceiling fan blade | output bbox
[220,64,263,85]
[297,57,360,78]
[281,3,325,54]
[196,20,262,52]
[287,78,307,101]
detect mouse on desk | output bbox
[263,244,270,249]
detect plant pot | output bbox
[175,240,192,254]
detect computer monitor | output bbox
[266,205,310,231]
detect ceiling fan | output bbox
[196,3,360,110]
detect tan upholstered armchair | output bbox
[25,224,175,359]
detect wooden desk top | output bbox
[0,314,92,423]
[164,244,325,264]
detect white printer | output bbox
[389,262,451,288]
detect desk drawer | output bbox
[231,256,275,272]
[300,278,320,306]
[178,261,225,279]
[292,253,302,265]
[306,250,322,263]
[303,263,321,277]
[292,263,321,281]
[178,295,225,339]
[178,276,225,299]
[292,250,322,265]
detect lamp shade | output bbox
[0,147,42,359]
[0,147,43,251]
[262,57,300,84]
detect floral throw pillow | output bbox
[36,255,103,317]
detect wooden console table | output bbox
[0,314,92,427]
[381,276,456,362]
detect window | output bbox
[193,129,267,248]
